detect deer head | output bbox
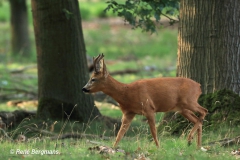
[82,53,109,93]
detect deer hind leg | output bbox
[196,105,208,122]
[184,103,208,122]
[195,105,207,147]
[113,112,135,147]
[182,103,208,147]
[146,113,159,147]
[197,122,203,148]
[180,109,202,147]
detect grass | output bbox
[0,113,239,159]
[0,103,239,160]
[1,102,239,160]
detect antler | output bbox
[93,53,104,73]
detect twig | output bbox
[161,13,179,23]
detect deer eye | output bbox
[91,78,96,82]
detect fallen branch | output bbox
[51,133,111,140]
[0,87,37,97]
[0,110,36,126]
[9,65,37,74]
[205,135,240,147]
[27,126,56,136]
[109,66,176,76]
[110,69,139,76]
[25,126,111,140]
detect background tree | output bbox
[9,0,30,57]
[177,0,240,94]
[31,0,101,121]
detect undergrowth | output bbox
[0,104,239,160]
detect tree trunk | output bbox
[31,0,101,122]
[177,0,240,94]
[9,0,30,57]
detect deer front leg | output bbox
[113,112,135,147]
[146,113,159,147]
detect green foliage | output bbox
[80,1,116,20]
[104,0,179,32]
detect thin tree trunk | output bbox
[9,0,30,57]
[177,0,240,94]
[31,0,101,122]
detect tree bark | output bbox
[9,0,30,57]
[31,0,101,122]
[177,0,240,94]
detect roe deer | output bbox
[82,54,208,148]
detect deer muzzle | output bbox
[82,87,90,93]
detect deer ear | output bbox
[95,58,104,70]
[102,59,109,78]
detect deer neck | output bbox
[102,75,127,104]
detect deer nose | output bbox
[82,87,89,93]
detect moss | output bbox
[158,89,240,135]
[199,89,240,127]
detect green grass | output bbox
[1,102,239,159]
[0,114,239,160]
[0,103,239,160]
